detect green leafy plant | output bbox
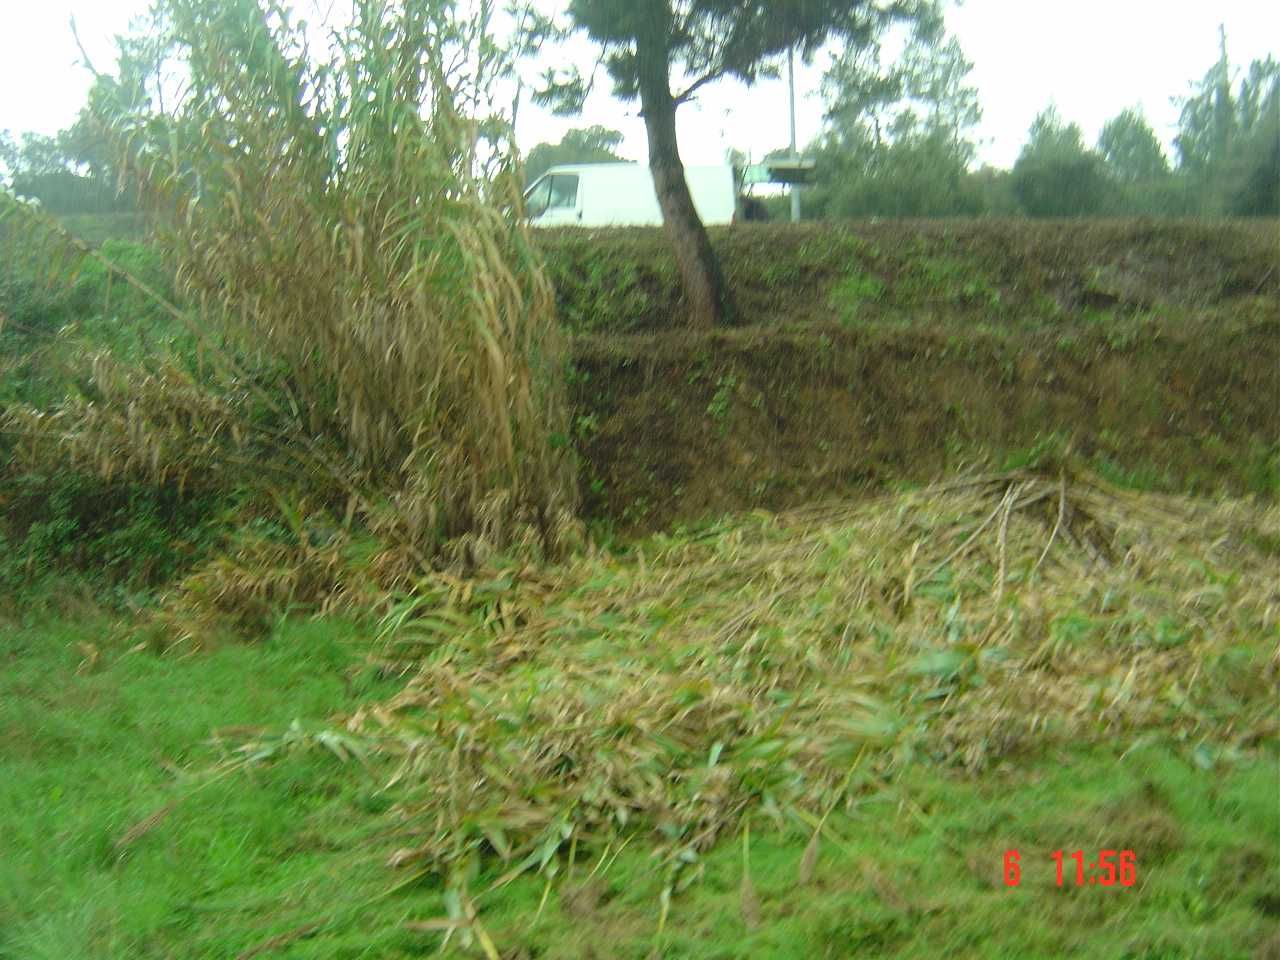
[707,373,739,424]
[829,270,886,324]
[0,471,218,604]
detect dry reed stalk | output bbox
[3,0,579,580]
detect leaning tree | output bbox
[538,0,936,327]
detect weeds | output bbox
[707,373,739,424]
[829,270,886,323]
[0,471,219,610]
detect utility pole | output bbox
[788,45,801,223]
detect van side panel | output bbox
[582,166,663,227]
[685,167,737,225]
[533,163,737,228]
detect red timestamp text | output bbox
[1002,849,1137,887]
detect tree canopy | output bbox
[524,125,626,184]
[552,0,932,106]
[810,17,982,218]
[535,0,934,326]
[1097,108,1169,184]
[1011,106,1110,217]
[1174,32,1279,215]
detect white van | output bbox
[524,162,739,228]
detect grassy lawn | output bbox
[0,615,1276,958]
[0,615,409,959]
[3,480,1278,960]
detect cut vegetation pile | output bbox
[221,470,1280,908]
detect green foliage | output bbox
[811,14,985,220]
[0,274,82,344]
[0,472,218,604]
[1012,106,1111,217]
[1098,107,1170,183]
[1225,114,1280,215]
[966,166,1020,215]
[706,373,738,424]
[998,432,1072,472]
[524,125,626,184]
[822,17,980,159]
[1242,442,1280,497]
[8,170,134,215]
[53,212,148,246]
[807,24,1277,221]
[829,269,885,322]
[0,238,186,408]
[546,0,934,112]
[0,128,17,177]
[900,255,1000,307]
[1,108,140,214]
[809,128,986,219]
[0,236,214,603]
[1174,32,1279,215]
[1176,31,1248,175]
[1210,70,1280,216]
[539,233,673,332]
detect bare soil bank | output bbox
[561,220,1278,531]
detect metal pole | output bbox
[788,45,801,223]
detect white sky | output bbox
[1,1,1276,170]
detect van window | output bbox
[547,174,578,210]
[524,177,551,217]
[525,174,579,217]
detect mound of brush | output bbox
[225,470,1278,891]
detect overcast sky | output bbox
[1,1,1276,170]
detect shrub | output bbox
[0,470,218,602]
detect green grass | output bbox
[828,270,886,324]
[0,615,414,959]
[1,604,1276,956]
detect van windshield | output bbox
[524,174,579,217]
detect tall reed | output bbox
[11,0,577,564]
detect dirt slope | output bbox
[560,220,1279,530]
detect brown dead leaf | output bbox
[562,878,605,919]
[75,642,101,675]
[112,803,174,856]
[740,871,761,929]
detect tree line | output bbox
[525,26,1277,222]
[1,2,1276,331]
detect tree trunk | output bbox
[635,30,733,327]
